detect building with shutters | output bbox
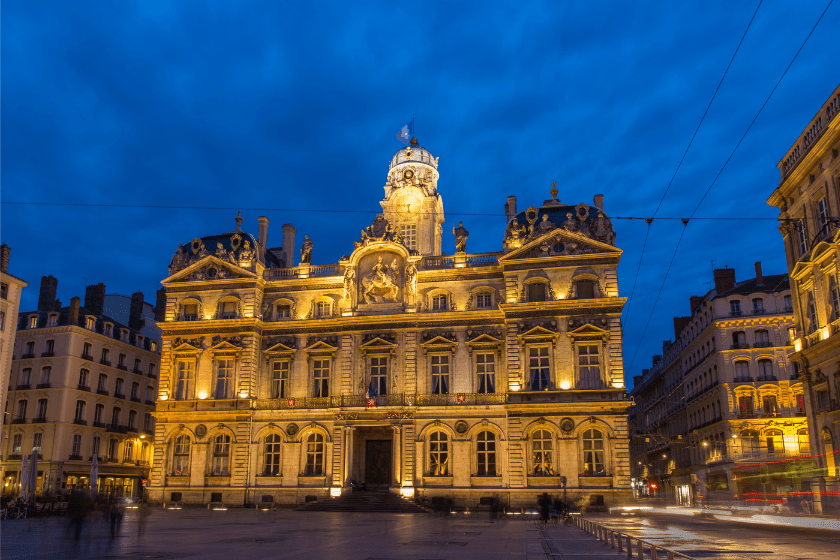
[767,82,840,513]
[150,138,632,509]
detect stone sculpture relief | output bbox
[354,214,407,249]
[361,256,401,303]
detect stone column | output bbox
[344,427,355,485]
[392,425,402,486]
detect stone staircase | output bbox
[297,487,428,513]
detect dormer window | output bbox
[29,316,38,329]
[86,316,95,330]
[104,323,112,336]
[47,314,57,327]
[151,341,158,352]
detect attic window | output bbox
[104,324,112,336]
[85,317,95,330]
[47,314,57,327]
[29,316,38,329]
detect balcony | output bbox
[114,392,126,400]
[737,412,755,419]
[77,384,91,392]
[148,372,158,380]
[73,419,87,425]
[21,353,35,359]
[730,311,742,317]
[756,375,778,382]
[96,389,109,396]
[15,384,31,390]
[730,343,750,350]
[106,424,129,433]
[762,411,781,418]
[132,368,143,375]
[32,416,47,423]
[81,353,93,361]
[11,418,26,424]
[41,351,55,357]
[753,342,774,348]
[116,364,127,371]
[100,359,111,366]
[68,454,83,461]
[92,421,106,428]
[130,396,141,403]
[734,377,753,383]
[145,399,155,406]
[182,315,199,321]
[36,383,51,389]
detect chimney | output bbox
[755,262,764,286]
[68,296,81,326]
[258,216,270,249]
[673,316,691,339]
[593,194,604,210]
[0,244,9,273]
[282,224,297,267]
[38,276,59,312]
[154,288,167,322]
[505,196,517,223]
[129,291,145,331]
[84,283,106,315]
[689,295,704,313]
[633,375,643,387]
[713,267,736,294]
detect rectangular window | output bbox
[97,373,108,394]
[107,439,118,461]
[128,410,137,430]
[123,441,134,463]
[270,360,289,399]
[831,276,840,320]
[101,348,110,364]
[86,316,95,330]
[400,224,417,250]
[370,356,388,395]
[131,382,139,400]
[530,346,551,390]
[36,398,48,420]
[784,294,793,312]
[25,341,35,356]
[276,304,291,318]
[72,435,82,457]
[149,363,156,377]
[738,396,754,417]
[732,331,746,349]
[15,400,27,420]
[92,436,101,458]
[74,400,86,422]
[44,339,55,355]
[13,434,22,454]
[762,396,778,417]
[47,314,57,327]
[797,221,809,257]
[755,330,770,346]
[430,355,450,394]
[475,292,492,309]
[134,358,142,373]
[752,298,764,314]
[0,311,4,331]
[576,280,595,299]
[578,345,602,389]
[528,282,546,302]
[94,404,104,425]
[144,412,152,431]
[211,437,230,475]
[39,367,51,386]
[176,360,195,400]
[118,353,126,367]
[0,283,7,299]
[431,294,448,311]
[20,368,31,386]
[82,342,92,359]
[807,291,819,333]
[33,433,43,453]
[730,300,741,316]
[817,390,829,410]
[818,197,830,230]
[219,301,237,319]
[29,316,37,329]
[104,324,112,336]
[316,301,331,318]
[115,378,124,397]
[312,359,329,398]
[215,358,234,399]
[111,407,121,426]
[183,304,198,321]
[476,353,495,393]
[78,369,89,388]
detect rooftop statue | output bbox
[301,235,313,264]
[453,221,469,253]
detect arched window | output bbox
[531,429,554,475]
[741,430,759,455]
[476,431,496,476]
[582,429,605,475]
[428,431,448,476]
[304,433,324,475]
[263,434,282,476]
[527,281,547,302]
[766,429,784,454]
[123,440,134,463]
[172,435,191,475]
[211,434,230,475]
[180,300,200,321]
[575,279,595,299]
[798,429,810,455]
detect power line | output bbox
[622,0,763,327]
[0,200,785,221]
[626,0,834,373]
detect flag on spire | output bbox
[397,118,414,144]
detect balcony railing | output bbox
[734,377,753,383]
[132,368,143,375]
[100,359,111,366]
[81,353,93,361]
[130,396,141,403]
[106,424,129,433]
[11,418,26,424]
[97,389,109,396]
[68,454,83,461]
[145,399,155,406]
[756,375,778,382]
[15,384,31,390]
[21,353,35,359]
[116,364,127,371]
[41,351,55,357]
[32,416,47,423]
[730,342,749,349]
[92,421,106,428]
[753,342,773,348]
[77,384,91,392]
[114,393,126,400]
[73,418,88,425]
[36,383,51,389]
[252,392,509,410]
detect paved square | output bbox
[0,508,625,560]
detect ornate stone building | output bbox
[767,83,840,513]
[1,278,161,499]
[630,265,806,507]
[1,245,29,432]
[151,139,631,508]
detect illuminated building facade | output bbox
[150,139,631,508]
[1,245,29,436]
[630,265,808,506]
[767,83,840,513]
[1,278,161,499]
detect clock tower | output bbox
[380,138,445,256]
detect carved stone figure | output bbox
[343,267,356,302]
[215,242,230,261]
[238,240,255,265]
[354,214,408,249]
[537,214,555,233]
[563,212,578,232]
[301,235,313,264]
[169,245,188,273]
[453,221,469,253]
[406,263,417,299]
[361,256,400,303]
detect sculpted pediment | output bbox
[172,342,202,354]
[517,325,559,345]
[465,330,504,352]
[359,335,398,355]
[790,260,815,280]
[500,229,620,262]
[303,337,339,354]
[566,323,610,342]
[164,256,256,284]
[420,332,458,354]
[208,339,244,354]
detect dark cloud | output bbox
[3,1,838,387]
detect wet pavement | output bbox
[587,510,840,559]
[0,508,616,560]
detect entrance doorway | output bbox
[365,440,392,485]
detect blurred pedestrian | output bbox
[538,492,550,526]
[800,498,810,515]
[137,502,152,537]
[108,496,124,538]
[67,490,91,543]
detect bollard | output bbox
[667,551,675,560]
[627,535,633,558]
[650,544,657,559]
[610,531,615,548]
[617,532,623,552]
[637,539,644,560]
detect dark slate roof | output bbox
[507,202,605,237]
[17,305,159,350]
[182,231,285,268]
[714,274,790,298]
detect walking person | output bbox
[538,492,551,526]
[108,496,124,538]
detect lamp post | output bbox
[560,475,567,512]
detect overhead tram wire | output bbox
[622,0,764,328]
[0,201,788,221]
[626,0,835,373]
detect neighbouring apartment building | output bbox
[1,245,29,435]
[0,278,162,500]
[150,137,632,508]
[767,82,840,513]
[630,264,807,507]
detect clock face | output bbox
[403,169,414,180]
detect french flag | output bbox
[366,379,378,407]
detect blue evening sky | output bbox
[2,1,838,387]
